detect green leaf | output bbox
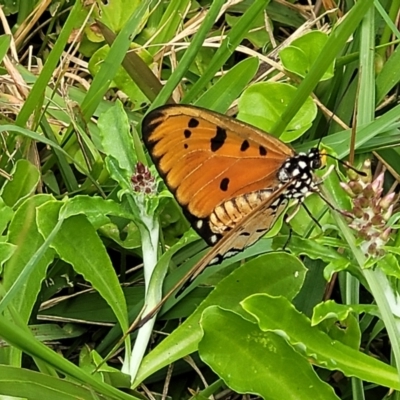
[89,45,149,108]
[0,35,11,63]
[377,254,400,279]
[376,44,400,104]
[16,1,85,126]
[195,57,259,113]
[0,243,15,272]
[225,12,270,49]
[237,82,317,142]
[323,258,350,281]
[243,294,400,389]
[97,0,143,33]
[37,201,129,333]
[0,197,14,234]
[280,31,333,80]
[60,195,141,249]
[98,100,136,173]
[199,306,339,400]
[183,0,269,103]
[134,252,306,385]
[80,0,151,119]
[2,195,56,319]
[271,0,374,136]
[312,300,380,326]
[0,316,141,400]
[60,195,135,228]
[0,159,40,208]
[148,0,226,108]
[0,365,115,400]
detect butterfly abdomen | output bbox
[209,190,277,235]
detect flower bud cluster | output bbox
[131,162,156,194]
[340,160,396,257]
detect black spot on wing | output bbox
[184,129,192,138]
[188,118,199,128]
[241,140,250,152]
[211,126,227,152]
[220,177,230,191]
[259,145,267,156]
[182,208,222,246]
[184,143,188,149]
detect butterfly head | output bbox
[307,147,326,171]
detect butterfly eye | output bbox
[307,148,324,170]
[311,158,322,170]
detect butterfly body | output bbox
[142,105,324,264]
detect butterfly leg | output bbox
[301,202,323,230]
[281,198,322,250]
[281,228,292,252]
[314,190,353,219]
[280,200,302,251]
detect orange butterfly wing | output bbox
[142,105,294,244]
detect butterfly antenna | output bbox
[324,153,367,176]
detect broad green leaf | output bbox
[2,195,56,366]
[98,100,136,173]
[238,82,317,142]
[312,301,380,326]
[134,252,306,385]
[97,0,143,33]
[37,201,129,333]
[322,313,361,350]
[323,259,350,281]
[0,365,114,400]
[280,31,333,80]
[199,306,339,400]
[0,159,40,208]
[243,294,400,389]
[273,235,348,264]
[60,195,135,229]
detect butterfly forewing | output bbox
[142,105,295,244]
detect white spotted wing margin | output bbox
[134,181,292,330]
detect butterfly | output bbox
[142,104,326,293]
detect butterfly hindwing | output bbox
[182,182,290,286]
